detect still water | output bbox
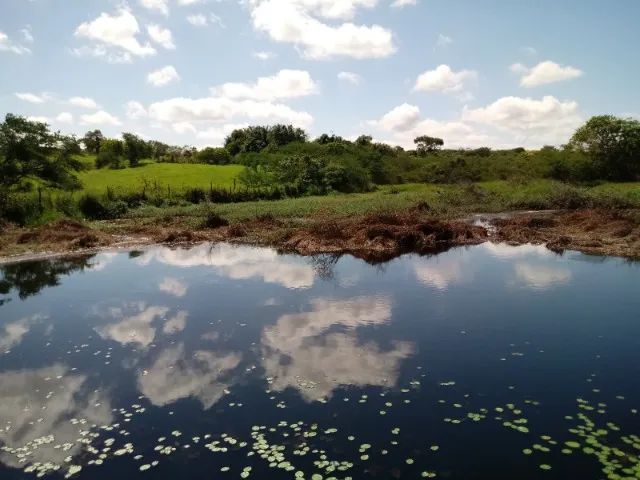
[0,242,639,480]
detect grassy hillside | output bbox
[76,158,244,195]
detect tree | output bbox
[96,139,125,169]
[82,130,104,155]
[0,114,81,189]
[267,124,307,146]
[196,147,231,165]
[414,135,444,154]
[569,115,640,181]
[122,132,150,167]
[355,135,373,147]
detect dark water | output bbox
[0,242,639,480]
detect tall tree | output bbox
[414,135,444,155]
[0,114,81,189]
[569,115,640,180]
[122,132,150,167]
[82,129,104,155]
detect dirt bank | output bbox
[1,208,639,264]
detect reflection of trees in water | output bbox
[307,254,340,281]
[0,255,95,301]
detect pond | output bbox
[0,242,639,480]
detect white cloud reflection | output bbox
[0,365,112,469]
[514,263,572,289]
[261,297,414,401]
[137,244,315,289]
[138,343,241,409]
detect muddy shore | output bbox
[1,208,639,264]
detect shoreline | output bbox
[1,208,639,265]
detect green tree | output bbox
[355,135,373,147]
[82,129,104,155]
[569,115,640,180]
[196,147,231,165]
[267,124,307,146]
[122,132,149,167]
[0,114,81,189]
[96,139,125,169]
[414,135,444,154]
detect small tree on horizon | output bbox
[414,135,444,155]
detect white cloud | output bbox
[337,71,361,85]
[26,116,49,123]
[414,64,477,94]
[147,24,175,49]
[69,96,99,108]
[15,92,46,104]
[74,9,156,62]
[178,0,207,4]
[125,100,148,119]
[20,26,34,43]
[513,60,583,87]
[253,50,276,60]
[148,65,180,86]
[159,277,188,297]
[375,103,420,131]
[462,95,582,146]
[249,0,395,59]
[515,263,572,289]
[213,69,318,101]
[80,110,121,126]
[391,0,416,8]
[187,13,207,26]
[436,33,452,48]
[56,112,74,123]
[149,97,313,127]
[140,0,169,16]
[195,123,249,145]
[0,31,31,55]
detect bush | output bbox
[196,147,232,165]
[201,211,229,229]
[0,193,41,225]
[78,194,128,220]
[184,188,207,204]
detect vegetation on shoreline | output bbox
[0,112,639,231]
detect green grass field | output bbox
[76,158,244,195]
[126,180,640,223]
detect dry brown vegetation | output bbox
[1,206,640,264]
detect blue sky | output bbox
[1,0,639,148]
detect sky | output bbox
[1,0,639,149]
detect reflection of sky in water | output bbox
[0,243,639,479]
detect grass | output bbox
[76,157,244,195]
[124,180,640,224]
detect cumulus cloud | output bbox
[56,112,74,123]
[375,103,420,131]
[249,0,395,59]
[0,31,31,54]
[213,69,318,101]
[140,0,169,16]
[391,0,417,8]
[337,71,362,85]
[462,95,582,145]
[69,96,99,108]
[125,100,148,119]
[15,92,46,104]
[147,24,175,49]
[512,60,583,87]
[80,110,121,126]
[253,50,276,60]
[74,8,156,62]
[414,64,477,94]
[147,65,180,86]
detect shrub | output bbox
[201,211,229,229]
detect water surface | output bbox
[1,242,639,479]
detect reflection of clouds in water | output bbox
[515,263,572,289]
[163,311,188,334]
[0,365,112,469]
[89,252,118,271]
[0,313,47,352]
[481,242,553,258]
[137,244,315,289]
[159,277,188,297]
[138,343,241,409]
[96,303,169,348]
[414,259,465,290]
[261,297,413,401]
